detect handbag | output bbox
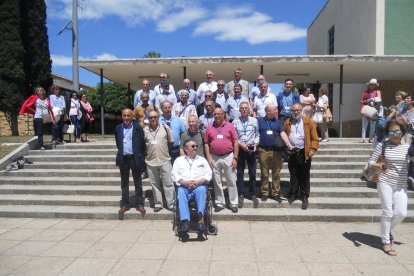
[63,122,75,134]
[86,113,94,122]
[361,141,387,182]
[361,105,378,119]
[312,112,324,123]
[324,107,333,122]
[274,134,286,150]
[42,114,53,124]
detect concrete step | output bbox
[0,204,412,222]
[1,169,365,178]
[312,155,370,162]
[27,149,117,156]
[0,177,369,187]
[24,161,367,170]
[315,149,372,155]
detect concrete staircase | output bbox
[0,138,413,222]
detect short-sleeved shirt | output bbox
[249,86,272,100]
[144,124,174,166]
[134,89,156,108]
[180,129,204,157]
[198,113,214,134]
[156,92,177,110]
[253,93,277,118]
[257,117,284,147]
[205,121,238,156]
[226,96,249,120]
[197,81,217,103]
[176,89,198,105]
[233,116,259,146]
[159,115,186,148]
[34,99,49,119]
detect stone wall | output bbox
[0,112,34,137]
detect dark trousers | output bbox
[119,156,144,208]
[52,116,64,142]
[70,115,81,139]
[237,148,257,197]
[170,146,180,165]
[34,118,44,147]
[288,149,312,200]
[408,161,414,178]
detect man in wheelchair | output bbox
[171,139,212,234]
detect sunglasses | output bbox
[205,95,213,98]
[190,144,198,149]
[388,130,402,136]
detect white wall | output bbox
[307,0,380,55]
[331,83,366,123]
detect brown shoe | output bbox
[136,205,146,217]
[118,207,129,220]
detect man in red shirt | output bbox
[204,107,239,213]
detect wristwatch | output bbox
[233,157,238,160]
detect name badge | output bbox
[144,119,149,124]
[285,106,291,111]
[217,134,224,139]
[234,108,239,111]
[151,140,157,145]
[266,130,273,135]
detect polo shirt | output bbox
[180,129,204,157]
[257,117,284,148]
[205,121,238,156]
[159,115,186,148]
[253,93,277,118]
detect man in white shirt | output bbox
[253,82,277,118]
[249,74,272,106]
[213,80,229,112]
[155,79,177,110]
[172,139,212,234]
[177,79,198,105]
[154,72,175,95]
[197,70,217,103]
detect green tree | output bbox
[143,51,161,58]
[0,0,26,136]
[20,0,53,97]
[88,82,129,115]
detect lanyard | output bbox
[265,119,274,131]
[185,156,196,170]
[214,122,226,134]
[292,118,301,135]
[149,125,159,140]
[260,95,268,103]
[123,124,133,140]
[241,118,249,134]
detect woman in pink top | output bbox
[300,87,316,118]
[361,79,381,143]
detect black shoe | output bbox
[197,222,206,233]
[231,205,238,213]
[273,194,282,203]
[214,205,224,212]
[288,196,297,205]
[261,196,268,202]
[118,206,130,220]
[154,206,163,212]
[180,220,190,233]
[252,196,259,208]
[238,195,244,208]
[301,198,309,210]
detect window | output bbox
[328,26,335,55]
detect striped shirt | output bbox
[368,142,410,187]
[233,116,259,145]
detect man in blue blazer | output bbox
[115,108,146,220]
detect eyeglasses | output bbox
[205,95,213,98]
[291,109,301,112]
[388,130,402,136]
[217,84,224,87]
[148,116,157,119]
[190,144,198,149]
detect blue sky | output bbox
[46,0,327,89]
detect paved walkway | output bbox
[0,218,413,275]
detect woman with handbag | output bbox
[19,87,55,150]
[369,119,411,256]
[79,93,93,142]
[316,88,330,142]
[361,79,381,143]
[300,87,316,119]
[67,91,82,143]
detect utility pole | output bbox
[72,0,79,93]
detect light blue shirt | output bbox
[233,116,259,145]
[122,124,133,155]
[134,89,156,108]
[49,94,66,110]
[156,92,177,110]
[176,89,198,105]
[226,95,249,120]
[288,117,305,149]
[159,115,186,148]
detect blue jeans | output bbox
[177,184,207,221]
[70,115,81,139]
[52,116,64,142]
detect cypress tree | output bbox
[0,0,26,135]
[21,0,53,97]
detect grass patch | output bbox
[0,144,20,159]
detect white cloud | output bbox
[47,1,306,45]
[193,7,307,44]
[51,54,73,67]
[94,53,118,60]
[156,7,206,32]
[51,53,118,67]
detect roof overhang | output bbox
[79,55,414,90]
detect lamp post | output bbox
[72,0,79,93]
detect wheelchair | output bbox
[172,183,218,240]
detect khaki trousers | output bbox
[211,153,238,207]
[258,148,283,197]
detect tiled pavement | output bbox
[0,218,413,275]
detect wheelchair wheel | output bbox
[207,223,218,235]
